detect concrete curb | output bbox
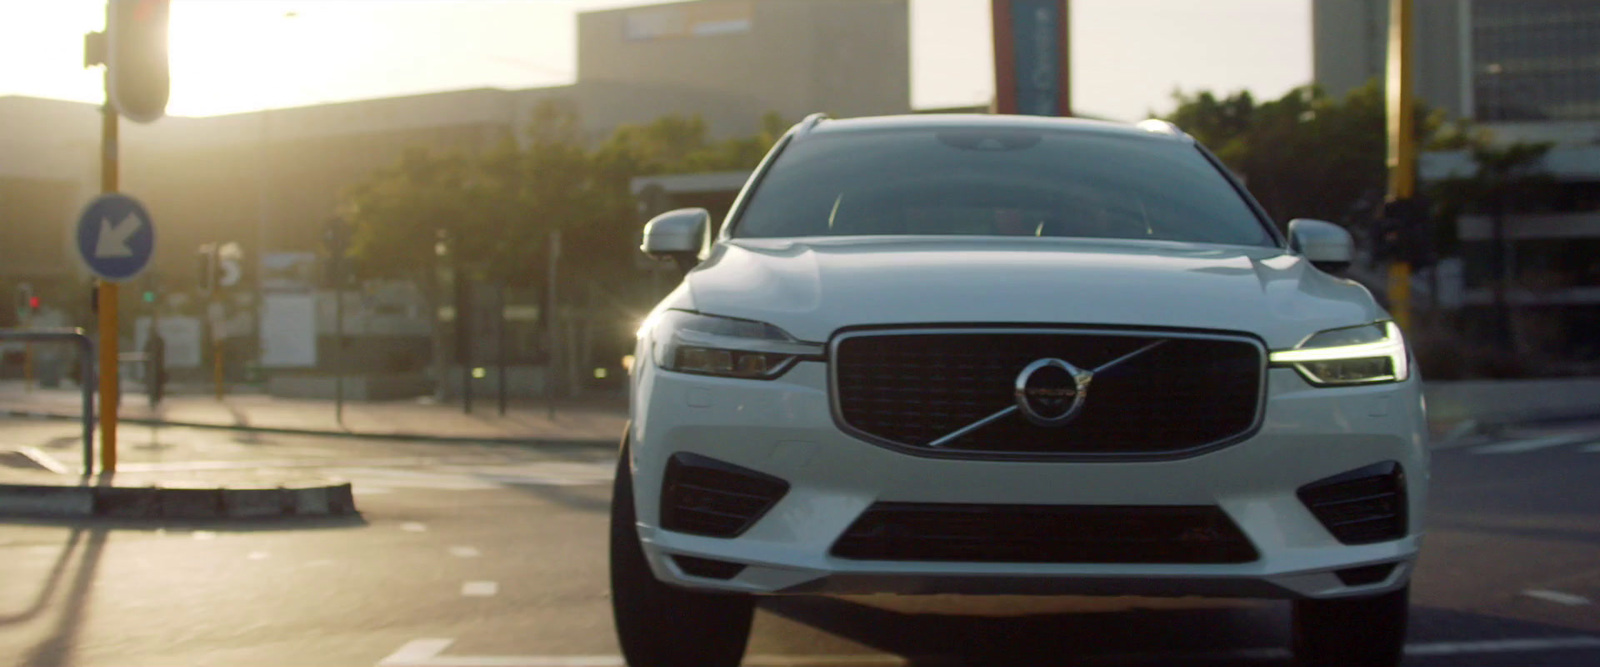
[0,407,616,448]
[0,479,357,521]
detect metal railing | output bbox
[1,328,96,474]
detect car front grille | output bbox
[830,502,1259,564]
[832,329,1264,457]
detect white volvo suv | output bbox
[611,114,1427,667]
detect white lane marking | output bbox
[19,446,73,474]
[1472,432,1600,454]
[1524,589,1593,606]
[461,581,499,597]
[247,551,270,561]
[1580,443,1600,453]
[378,639,455,666]
[374,635,1600,667]
[353,486,394,496]
[192,531,216,541]
[449,546,481,558]
[401,522,427,533]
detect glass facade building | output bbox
[1472,0,1600,122]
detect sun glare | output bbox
[167,2,381,116]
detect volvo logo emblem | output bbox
[1014,358,1093,427]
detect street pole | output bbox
[22,308,33,391]
[545,230,560,419]
[991,0,1072,117]
[99,72,120,473]
[455,256,472,415]
[212,295,224,401]
[497,281,507,417]
[334,274,344,424]
[1385,0,1417,332]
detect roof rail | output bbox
[797,113,830,137]
[1135,119,1188,138]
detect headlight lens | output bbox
[1270,321,1409,386]
[649,310,822,379]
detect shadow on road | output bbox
[756,596,1600,666]
[759,595,1287,666]
[12,526,107,667]
[0,528,84,629]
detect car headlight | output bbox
[1269,321,1409,386]
[649,310,823,379]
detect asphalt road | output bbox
[2,418,1598,666]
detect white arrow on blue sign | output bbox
[76,193,156,281]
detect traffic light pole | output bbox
[1386,0,1417,331]
[99,71,121,473]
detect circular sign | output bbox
[1014,358,1093,427]
[75,193,156,281]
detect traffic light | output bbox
[1373,197,1434,268]
[28,296,40,311]
[142,290,155,303]
[108,0,170,124]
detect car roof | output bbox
[802,114,1193,144]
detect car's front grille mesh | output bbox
[830,503,1259,564]
[834,331,1263,455]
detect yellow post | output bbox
[99,79,120,474]
[1385,0,1416,331]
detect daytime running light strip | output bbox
[1267,323,1404,363]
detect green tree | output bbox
[1160,79,1481,228]
[1430,142,1554,346]
[339,105,790,354]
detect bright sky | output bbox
[0,0,1310,122]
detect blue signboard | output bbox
[1009,0,1065,116]
[75,193,156,281]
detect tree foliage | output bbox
[1160,79,1477,227]
[340,103,785,296]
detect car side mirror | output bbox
[1287,218,1353,275]
[641,208,712,273]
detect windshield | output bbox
[732,126,1273,246]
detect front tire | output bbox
[1292,585,1409,667]
[610,440,755,667]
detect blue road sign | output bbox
[76,193,156,281]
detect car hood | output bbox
[683,236,1384,349]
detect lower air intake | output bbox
[1298,462,1408,545]
[831,503,1258,564]
[660,453,789,538]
